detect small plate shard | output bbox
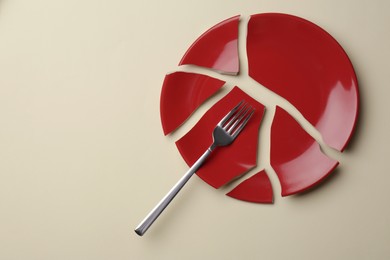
[226,170,273,204]
[160,71,225,135]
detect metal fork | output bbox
[135,101,255,236]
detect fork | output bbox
[134,101,255,236]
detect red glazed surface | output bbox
[160,13,359,203]
[227,169,273,203]
[247,13,359,151]
[270,106,339,196]
[160,72,225,135]
[176,87,265,188]
[179,15,240,75]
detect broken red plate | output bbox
[160,72,225,135]
[270,106,339,196]
[160,13,359,203]
[247,13,359,151]
[179,15,240,75]
[176,87,265,188]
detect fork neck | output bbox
[209,143,217,152]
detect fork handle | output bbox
[134,147,214,236]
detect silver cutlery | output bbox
[135,100,255,236]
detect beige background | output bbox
[0,0,389,259]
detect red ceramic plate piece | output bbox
[226,169,273,203]
[160,72,225,135]
[247,13,359,151]
[179,15,240,75]
[271,106,339,196]
[176,87,265,188]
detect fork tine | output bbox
[231,108,255,138]
[226,104,251,134]
[224,103,248,131]
[218,100,244,126]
